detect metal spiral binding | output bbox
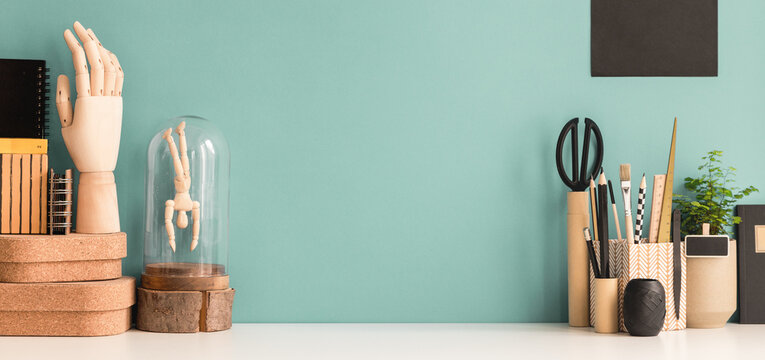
[36,66,50,138]
[48,169,73,235]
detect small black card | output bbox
[685,235,729,257]
[591,0,718,77]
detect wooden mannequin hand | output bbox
[55,21,124,172]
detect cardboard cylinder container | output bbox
[567,191,590,327]
[594,278,618,334]
[687,240,737,328]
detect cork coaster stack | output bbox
[0,232,135,336]
[136,263,234,333]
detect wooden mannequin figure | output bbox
[162,121,200,252]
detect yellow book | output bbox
[0,138,47,154]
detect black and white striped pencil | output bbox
[634,173,647,244]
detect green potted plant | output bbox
[673,150,758,328]
[674,150,758,236]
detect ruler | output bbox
[658,118,677,243]
[648,174,666,243]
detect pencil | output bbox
[634,174,647,243]
[589,177,599,243]
[598,171,609,278]
[608,180,622,242]
[584,227,600,278]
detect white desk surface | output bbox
[0,323,762,359]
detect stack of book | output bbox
[0,59,134,336]
[0,59,49,234]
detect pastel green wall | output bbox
[2,1,764,322]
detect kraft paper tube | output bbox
[567,191,590,327]
[594,278,618,333]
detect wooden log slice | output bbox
[136,287,235,333]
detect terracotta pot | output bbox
[686,240,737,328]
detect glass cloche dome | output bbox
[142,115,230,287]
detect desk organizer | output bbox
[0,232,126,282]
[0,276,135,336]
[589,239,687,332]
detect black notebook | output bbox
[0,59,50,138]
[736,205,765,324]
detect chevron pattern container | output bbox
[588,239,687,332]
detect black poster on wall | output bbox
[591,0,718,77]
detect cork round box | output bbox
[0,232,126,282]
[138,116,232,333]
[0,276,135,336]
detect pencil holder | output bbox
[589,239,687,332]
[594,278,618,333]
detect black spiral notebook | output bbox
[0,59,50,138]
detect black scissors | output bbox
[555,117,603,191]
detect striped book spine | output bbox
[0,153,48,234]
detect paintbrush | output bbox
[608,180,622,242]
[598,171,609,278]
[620,164,635,244]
